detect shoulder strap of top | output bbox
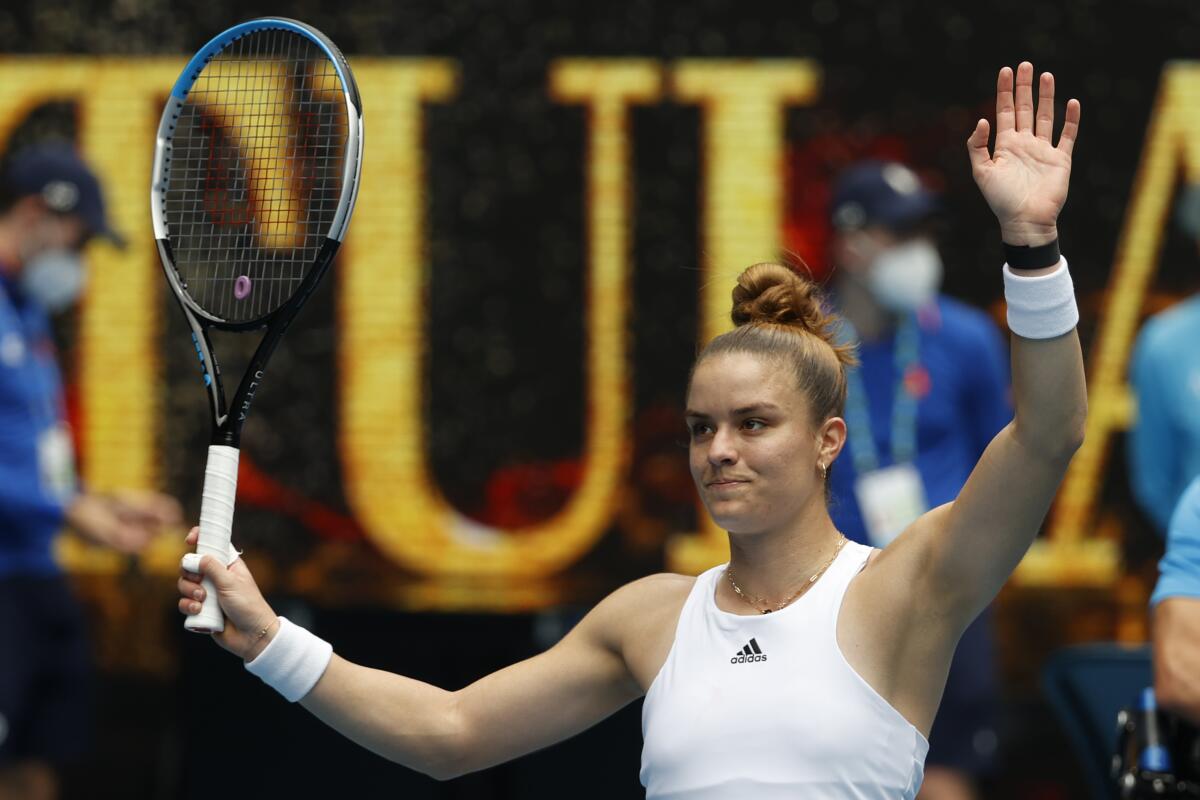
[811,540,875,623]
[683,563,725,616]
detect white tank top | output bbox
[640,540,929,799]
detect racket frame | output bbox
[151,16,362,447]
[152,18,363,632]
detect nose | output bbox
[707,426,738,467]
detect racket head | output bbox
[151,18,363,329]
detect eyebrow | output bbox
[684,402,781,419]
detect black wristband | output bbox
[1003,238,1061,270]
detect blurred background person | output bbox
[825,160,1012,800]
[1127,184,1200,535]
[1151,474,1200,725]
[0,143,180,800]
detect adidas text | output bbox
[730,653,768,664]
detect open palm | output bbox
[968,62,1081,246]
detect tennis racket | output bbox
[151,18,363,633]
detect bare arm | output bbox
[178,527,659,780]
[1153,597,1200,725]
[298,584,646,779]
[877,63,1086,631]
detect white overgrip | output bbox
[184,444,240,633]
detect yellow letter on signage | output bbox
[341,60,660,585]
[665,60,821,575]
[1027,64,1200,585]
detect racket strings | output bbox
[164,28,348,323]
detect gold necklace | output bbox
[725,535,847,614]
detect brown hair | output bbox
[692,262,857,425]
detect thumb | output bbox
[198,555,236,590]
[966,118,991,172]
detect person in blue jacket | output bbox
[826,161,1012,800]
[1151,475,1200,726]
[1128,185,1200,535]
[0,143,179,800]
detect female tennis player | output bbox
[179,61,1084,798]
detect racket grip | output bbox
[184,445,240,634]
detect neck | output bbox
[723,495,843,608]
[835,270,895,342]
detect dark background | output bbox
[6,0,1200,797]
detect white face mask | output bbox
[20,249,86,313]
[866,239,942,313]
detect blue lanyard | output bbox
[841,314,921,475]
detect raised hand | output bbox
[967,62,1080,246]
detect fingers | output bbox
[995,66,1015,133]
[996,62,1072,145]
[186,526,199,546]
[1035,71,1055,141]
[178,574,204,601]
[147,493,183,525]
[109,524,153,555]
[198,555,235,589]
[179,597,202,615]
[966,118,991,172]
[1058,98,1081,156]
[1014,61,1035,132]
[177,572,205,616]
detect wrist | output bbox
[242,614,280,662]
[244,616,333,703]
[1002,257,1078,339]
[1000,223,1058,247]
[1003,238,1061,272]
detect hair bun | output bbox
[731,262,822,328]
[730,262,856,367]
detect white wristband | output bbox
[244,616,333,702]
[1002,257,1079,339]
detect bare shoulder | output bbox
[589,573,696,636]
[844,505,958,642]
[583,572,697,691]
[853,504,953,600]
[610,572,696,605]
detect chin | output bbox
[704,503,767,535]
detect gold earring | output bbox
[819,463,827,480]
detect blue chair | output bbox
[1041,643,1153,800]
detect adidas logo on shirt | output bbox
[730,638,767,664]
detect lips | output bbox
[706,478,749,488]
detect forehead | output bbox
[687,352,804,415]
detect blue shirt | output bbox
[1151,475,1200,605]
[829,296,1012,544]
[0,272,70,577]
[1128,296,1200,534]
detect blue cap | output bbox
[4,142,124,246]
[830,160,938,232]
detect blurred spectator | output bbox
[0,144,179,800]
[1151,475,1200,725]
[1127,185,1200,534]
[825,160,1011,800]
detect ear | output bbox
[816,416,847,471]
